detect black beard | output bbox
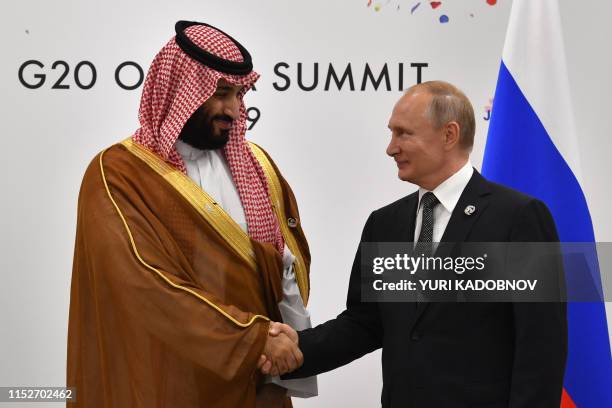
[178,113,232,150]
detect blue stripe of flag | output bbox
[482,61,612,408]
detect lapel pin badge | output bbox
[464,205,476,215]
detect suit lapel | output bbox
[404,193,419,242]
[438,170,491,253]
[411,170,492,326]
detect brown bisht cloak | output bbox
[67,139,310,407]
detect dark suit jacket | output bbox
[288,171,567,408]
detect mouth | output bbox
[213,116,234,130]
[395,160,409,169]
[214,120,233,130]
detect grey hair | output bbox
[406,81,476,151]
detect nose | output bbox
[223,96,240,120]
[386,137,399,157]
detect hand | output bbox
[257,322,302,376]
[255,383,286,408]
[269,321,298,343]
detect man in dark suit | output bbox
[261,81,567,407]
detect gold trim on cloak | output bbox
[120,138,257,269]
[249,142,310,306]
[99,139,269,327]
[115,137,309,308]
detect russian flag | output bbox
[482,1,612,407]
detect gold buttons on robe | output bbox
[287,217,298,228]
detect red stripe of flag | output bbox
[561,388,577,408]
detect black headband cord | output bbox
[174,20,253,75]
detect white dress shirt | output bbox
[175,140,317,398]
[413,161,474,245]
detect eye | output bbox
[213,87,232,97]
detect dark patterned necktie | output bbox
[416,192,440,256]
[415,192,439,305]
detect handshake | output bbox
[257,322,303,376]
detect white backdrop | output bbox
[1,1,611,407]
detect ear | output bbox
[443,121,461,151]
